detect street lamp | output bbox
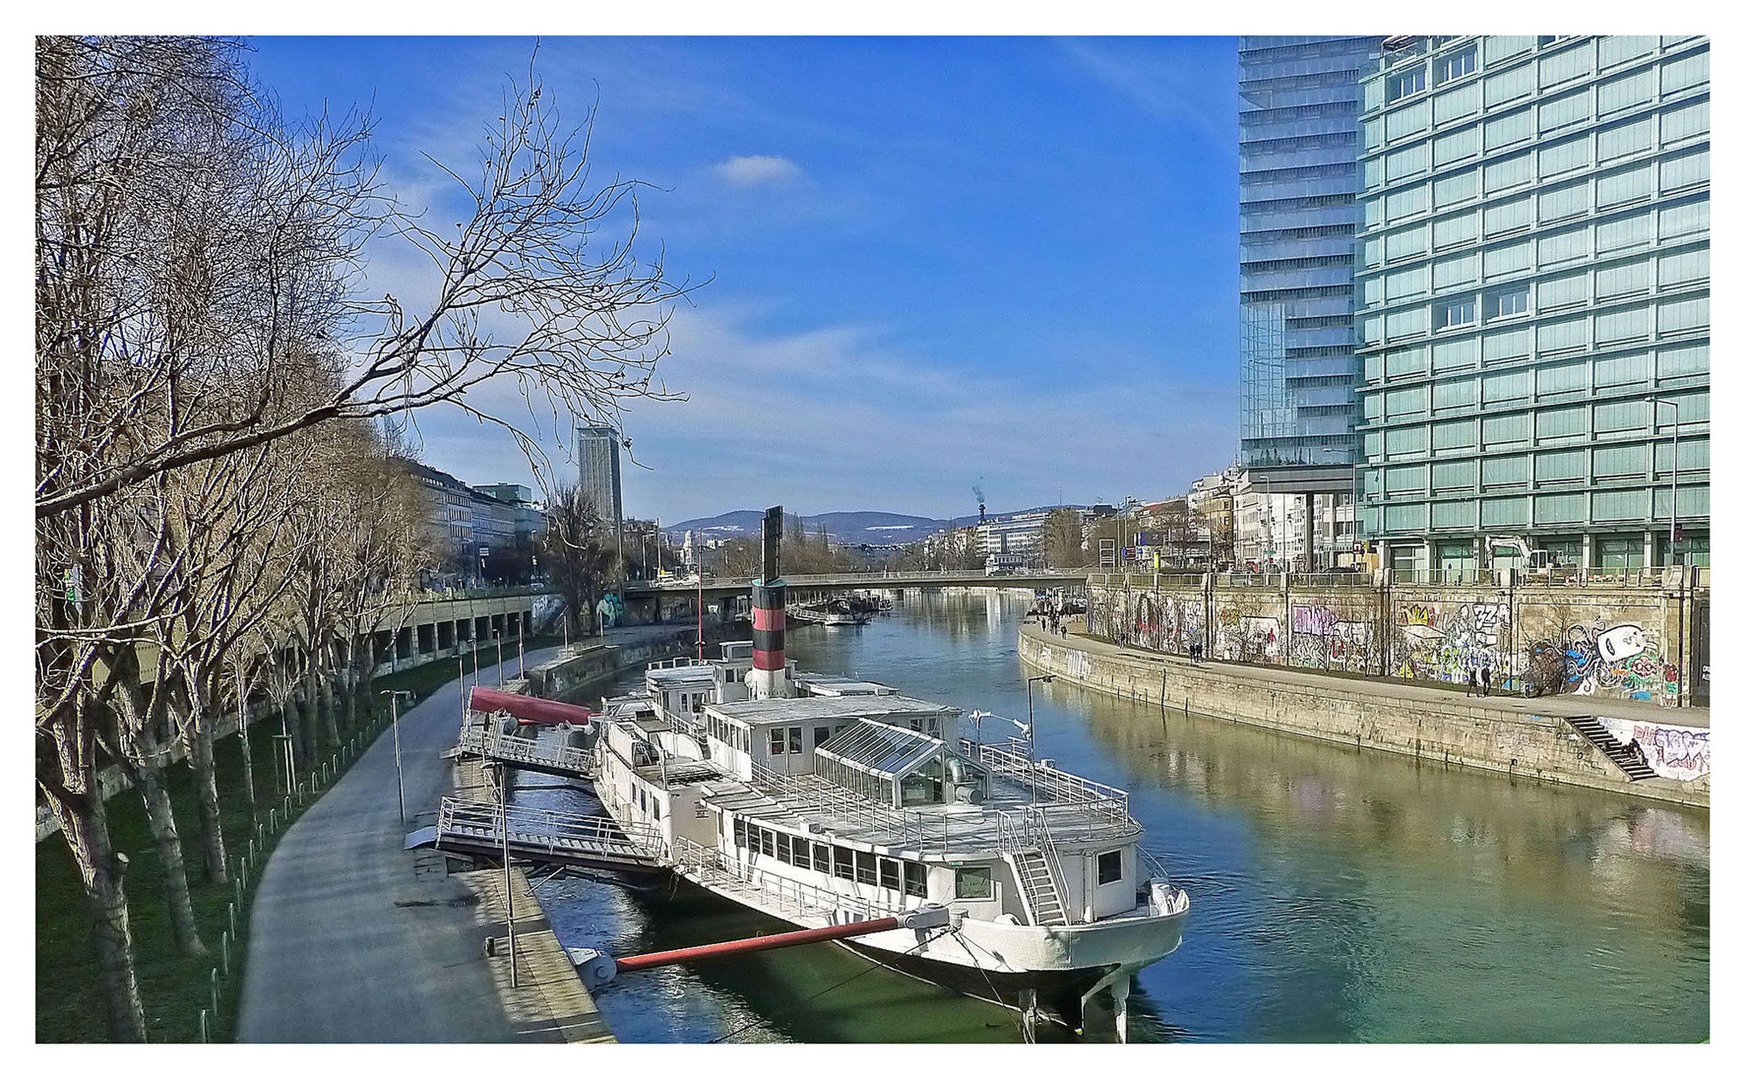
[1025,675,1055,803]
[379,689,412,825]
[488,760,519,989]
[1648,397,1680,568]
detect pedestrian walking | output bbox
[1466,667,1477,697]
[1481,664,1492,697]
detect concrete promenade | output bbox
[1037,618,1709,729]
[237,624,685,1042]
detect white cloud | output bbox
[711,154,804,188]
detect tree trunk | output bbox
[297,670,318,767]
[357,635,377,729]
[133,728,207,957]
[319,649,341,752]
[189,715,228,885]
[343,637,360,734]
[236,688,257,811]
[45,776,148,1042]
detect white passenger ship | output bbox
[590,511,1188,1039]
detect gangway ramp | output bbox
[408,797,669,878]
[454,725,596,780]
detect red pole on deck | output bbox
[614,915,905,973]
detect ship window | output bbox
[955,865,994,901]
[762,828,777,858]
[792,839,811,870]
[777,832,793,863]
[1097,850,1123,886]
[814,726,832,748]
[733,818,746,849]
[787,727,802,754]
[769,729,786,756]
[815,842,833,871]
[879,857,901,891]
[855,849,878,886]
[833,845,855,880]
[903,862,927,898]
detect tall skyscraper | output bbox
[1237,36,1381,569]
[1239,36,1381,472]
[1354,36,1709,572]
[576,424,624,526]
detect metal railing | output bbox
[456,724,593,776]
[436,797,666,861]
[966,741,1131,823]
[670,834,907,922]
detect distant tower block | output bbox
[576,424,624,527]
[747,505,792,700]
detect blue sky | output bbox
[248,36,1240,522]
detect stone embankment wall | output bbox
[1019,625,1707,809]
[1086,568,1708,708]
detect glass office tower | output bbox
[1354,36,1709,571]
[1239,36,1382,470]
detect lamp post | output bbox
[494,630,504,688]
[1648,397,1679,568]
[1025,675,1054,803]
[490,760,518,989]
[379,689,412,825]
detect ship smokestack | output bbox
[748,505,791,699]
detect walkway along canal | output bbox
[519,589,1707,1042]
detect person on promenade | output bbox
[1481,664,1492,696]
[1466,667,1478,697]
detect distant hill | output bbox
[665,505,1089,547]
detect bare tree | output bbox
[541,485,616,638]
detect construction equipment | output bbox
[1485,535,1554,571]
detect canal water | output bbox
[520,589,1709,1043]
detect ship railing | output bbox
[670,834,906,921]
[748,760,922,843]
[963,740,1131,822]
[436,796,666,860]
[456,725,592,775]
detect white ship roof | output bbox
[705,694,959,728]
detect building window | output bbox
[1387,65,1427,102]
[1485,285,1530,320]
[1437,44,1477,84]
[955,865,994,901]
[1097,850,1124,886]
[769,729,786,756]
[1436,297,1477,330]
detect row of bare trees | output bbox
[37,37,681,1039]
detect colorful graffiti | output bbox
[1529,621,1680,703]
[1288,604,1374,671]
[1598,716,1709,781]
[1087,587,1206,657]
[1391,601,1510,686]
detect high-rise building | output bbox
[1239,36,1382,472]
[1354,36,1709,573]
[576,424,624,527]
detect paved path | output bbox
[237,647,566,1043]
[1037,620,1709,728]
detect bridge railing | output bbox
[456,725,593,775]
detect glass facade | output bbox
[1239,36,1383,469]
[1355,36,1709,565]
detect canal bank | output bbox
[1019,621,1708,809]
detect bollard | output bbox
[268,808,276,833]
[221,931,230,975]
[229,901,237,938]
[200,1008,210,1043]
[234,877,243,910]
[210,967,220,1022]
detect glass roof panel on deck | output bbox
[816,719,942,780]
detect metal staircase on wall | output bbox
[1013,850,1068,927]
[1565,716,1657,781]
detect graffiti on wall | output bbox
[1289,604,1374,671]
[1391,601,1510,686]
[1527,621,1680,703]
[1087,587,1206,657]
[1598,716,1709,780]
